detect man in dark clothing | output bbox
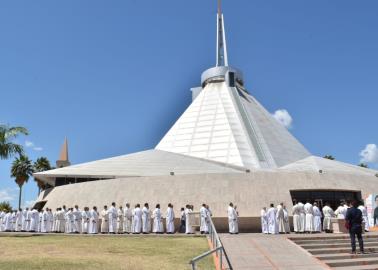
[374,195,378,226]
[345,200,364,254]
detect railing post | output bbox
[219,248,223,269]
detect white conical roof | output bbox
[155,81,311,169]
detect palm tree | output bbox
[33,157,52,193]
[0,125,28,160]
[323,155,335,160]
[11,155,34,209]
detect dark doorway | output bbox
[32,200,47,211]
[290,190,362,210]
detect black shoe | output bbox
[350,251,357,255]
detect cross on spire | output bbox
[216,0,228,66]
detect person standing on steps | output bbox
[345,200,364,254]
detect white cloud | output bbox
[23,200,35,208]
[360,144,378,164]
[0,188,17,202]
[272,109,293,129]
[25,140,43,152]
[25,140,34,147]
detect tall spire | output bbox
[216,0,228,66]
[56,137,71,168]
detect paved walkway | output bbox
[220,233,330,270]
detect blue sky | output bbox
[1,0,377,208]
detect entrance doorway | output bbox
[290,190,362,210]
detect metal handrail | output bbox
[189,217,233,270]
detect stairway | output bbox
[290,234,378,269]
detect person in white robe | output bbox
[304,201,314,233]
[54,208,61,233]
[117,206,124,234]
[200,204,209,234]
[52,209,58,232]
[62,205,68,233]
[108,202,117,234]
[227,203,238,234]
[234,206,239,233]
[142,203,150,234]
[297,202,306,233]
[3,211,13,231]
[267,204,278,234]
[0,211,4,232]
[58,208,66,233]
[15,209,22,232]
[29,209,39,232]
[283,205,290,233]
[41,209,49,233]
[276,203,285,234]
[358,203,369,232]
[335,202,347,219]
[123,203,132,234]
[66,208,75,233]
[26,208,33,231]
[21,208,28,232]
[260,207,268,234]
[133,204,142,234]
[166,203,175,234]
[89,207,99,234]
[47,209,54,232]
[73,206,82,233]
[81,207,90,234]
[313,203,322,233]
[100,205,109,234]
[206,205,213,229]
[292,202,300,233]
[152,204,164,233]
[322,203,334,232]
[185,205,194,234]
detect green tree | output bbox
[0,125,28,160]
[0,201,12,212]
[33,157,52,193]
[11,155,34,209]
[323,155,335,160]
[358,163,368,168]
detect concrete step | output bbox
[335,265,378,270]
[294,238,378,245]
[317,252,378,261]
[308,247,378,255]
[324,257,378,268]
[290,234,378,241]
[302,242,378,250]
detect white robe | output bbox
[200,207,209,233]
[41,211,49,233]
[142,207,150,233]
[15,211,22,232]
[335,206,347,219]
[267,207,278,234]
[73,208,82,233]
[283,208,290,233]
[297,203,306,232]
[4,213,12,231]
[304,203,314,232]
[185,208,193,234]
[358,205,369,232]
[123,207,132,233]
[66,210,75,233]
[313,206,322,232]
[260,209,268,234]
[292,204,301,232]
[276,205,285,233]
[30,210,39,232]
[108,206,117,233]
[0,211,4,231]
[100,209,109,233]
[26,210,33,231]
[117,209,124,233]
[89,210,99,234]
[166,207,175,233]
[228,206,238,234]
[58,210,66,233]
[133,207,142,233]
[152,208,163,233]
[21,209,28,231]
[81,211,90,233]
[322,206,334,231]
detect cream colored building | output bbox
[34,3,378,231]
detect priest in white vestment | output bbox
[21,208,28,232]
[166,203,175,234]
[283,206,290,233]
[133,204,142,234]
[89,207,99,234]
[297,202,306,233]
[123,203,132,234]
[267,204,278,234]
[312,203,322,233]
[292,202,300,233]
[152,204,164,233]
[260,207,268,234]
[185,205,194,234]
[200,204,209,234]
[322,203,334,232]
[142,203,150,234]
[30,209,39,232]
[73,206,82,233]
[41,209,49,233]
[227,203,238,234]
[335,203,347,219]
[82,207,91,234]
[26,209,33,232]
[15,209,22,232]
[358,204,369,232]
[276,203,285,233]
[304,201,314,233]
[117,206,124,234]
[100,206,109,234]
[108,202,118,234]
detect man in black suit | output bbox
[345,200,364,254]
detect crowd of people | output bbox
[0,202,216,235]
[261,200,370,235]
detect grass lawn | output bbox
[0,234,214,270]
